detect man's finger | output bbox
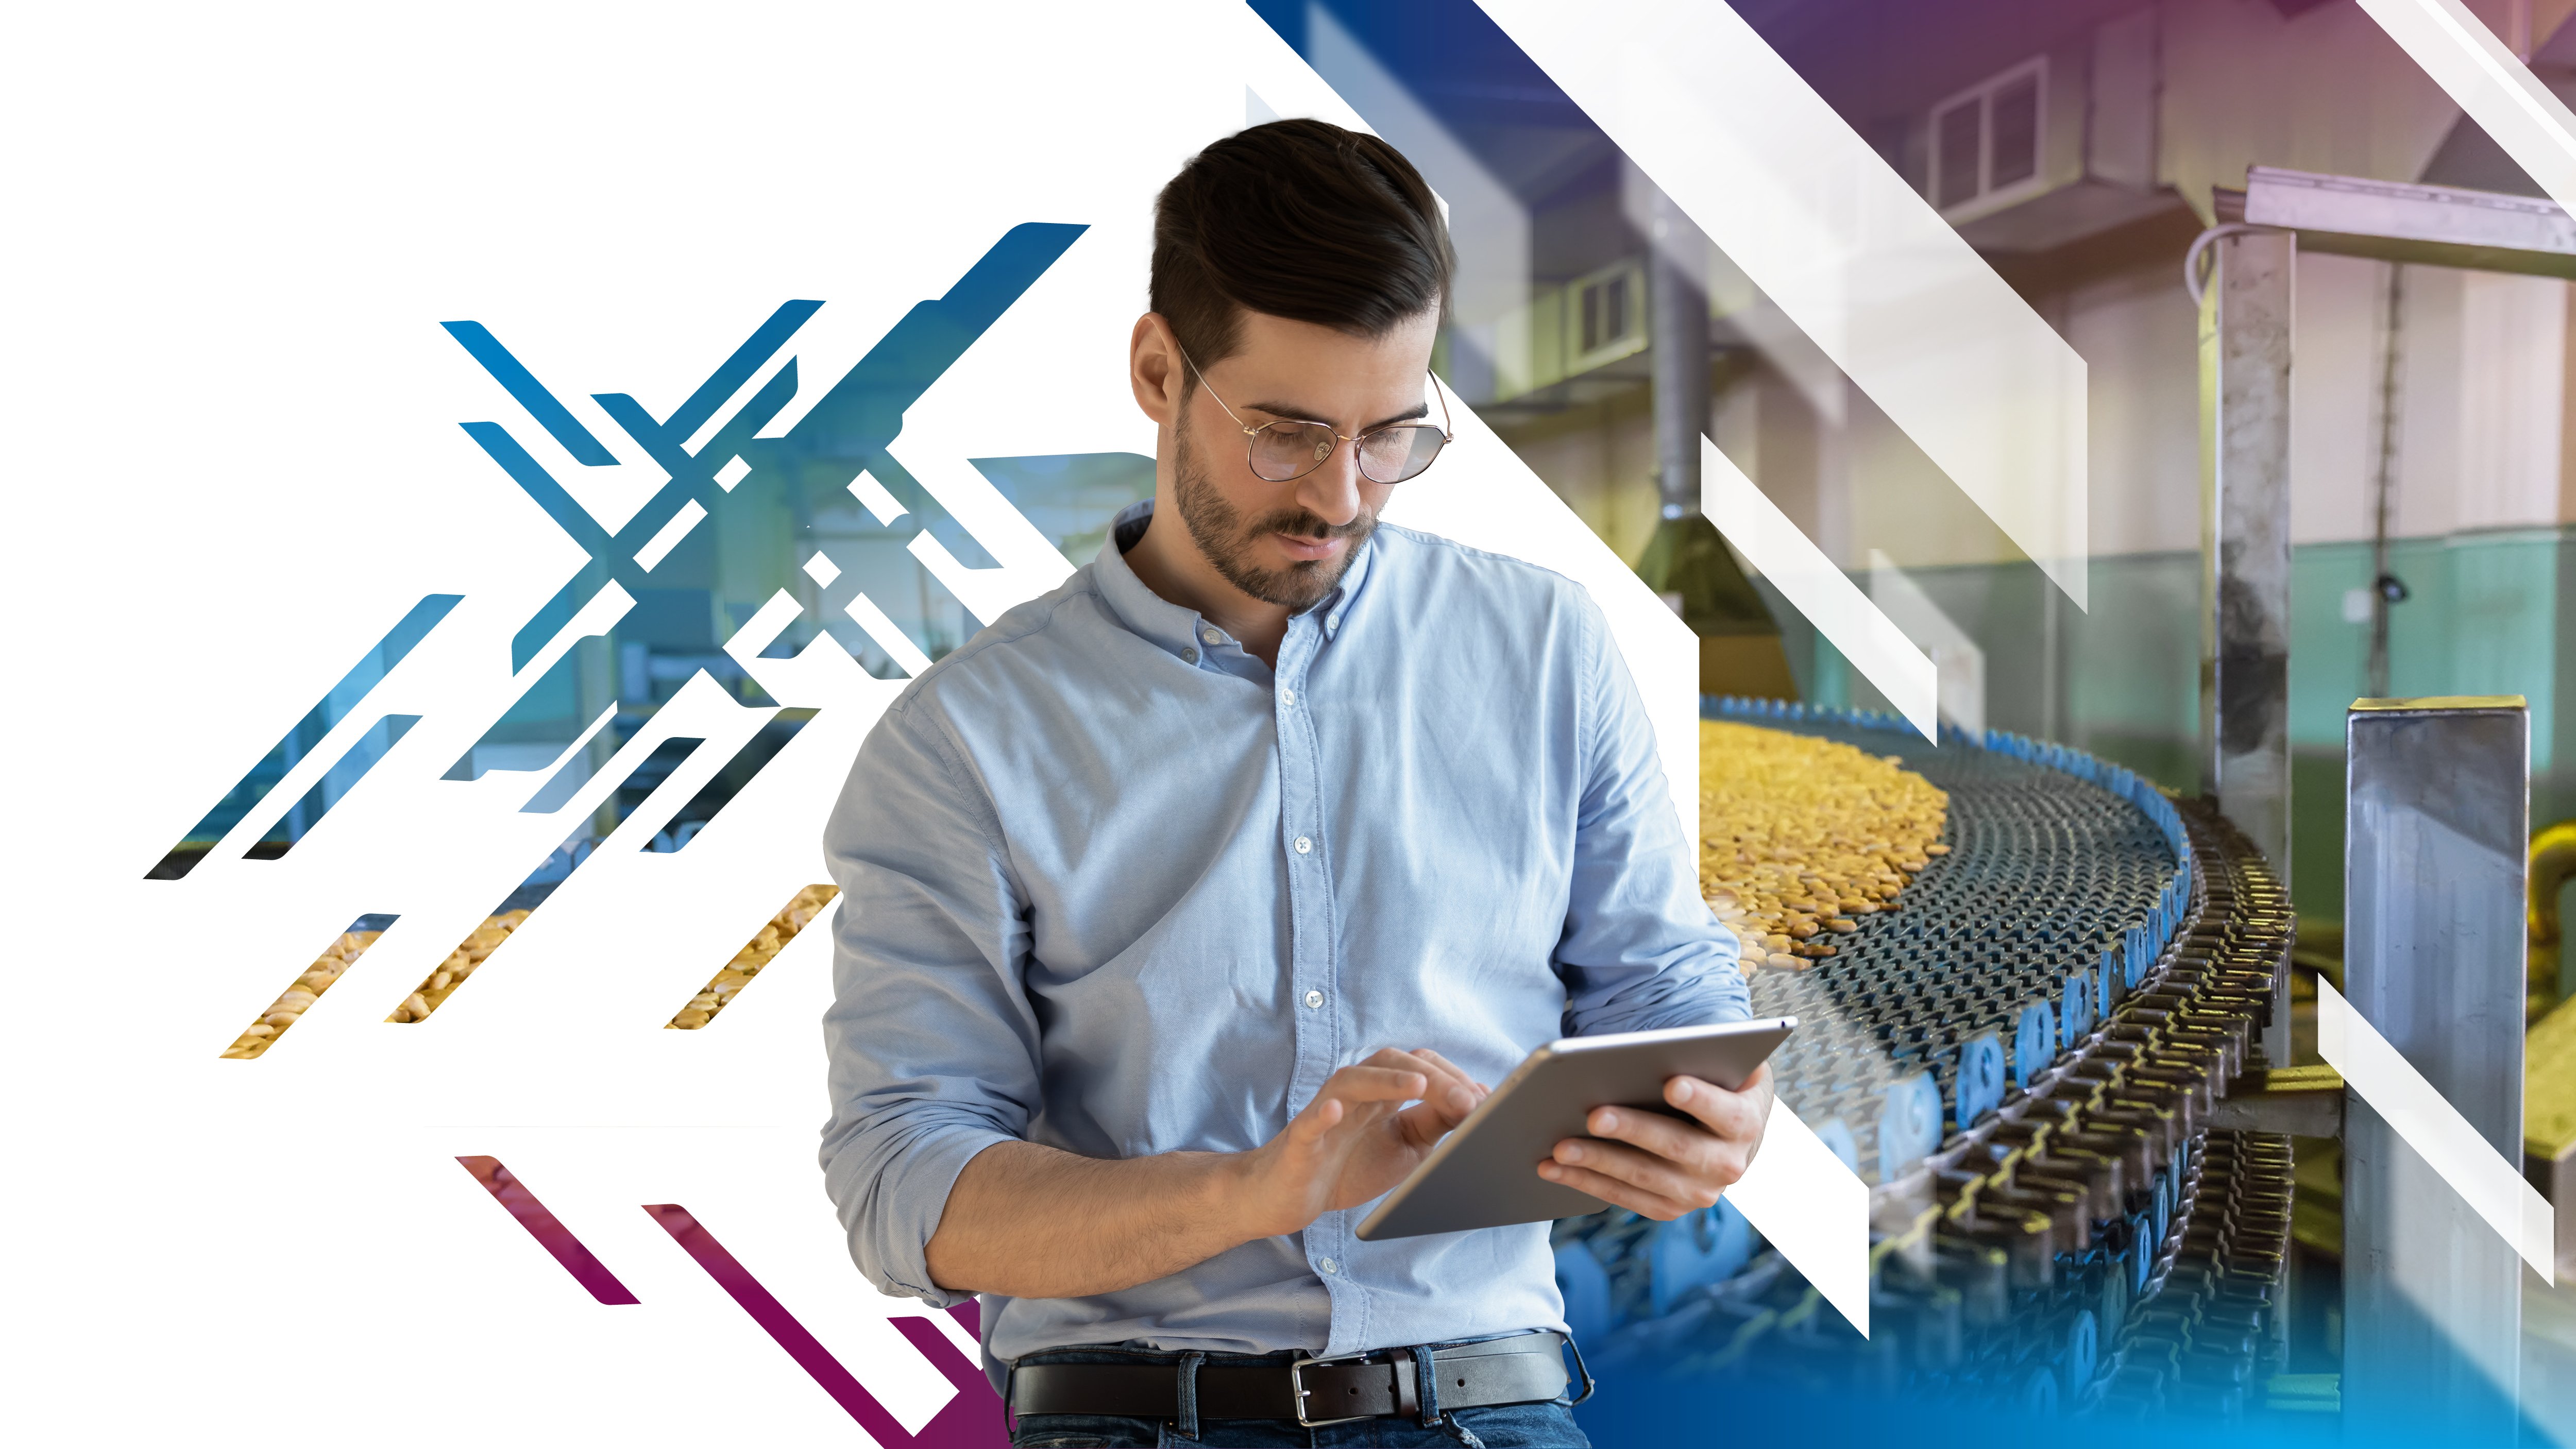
[1320,1066,1432,1103]
[1583,1104,1716,1168]
[1550,1134,1739,1208]
[1283,1095,1347,1147]
[1410,1049,1485,1098]
[1535,1158,1697,1220]
[1393,1081,1482,1143]
[1663,1066,1769,1141]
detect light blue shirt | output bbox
[819,501,1747,1366]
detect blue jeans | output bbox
[1006,1343,1591,1448]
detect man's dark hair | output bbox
[1151,118,1454,378]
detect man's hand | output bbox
[1535,1062,1774,1219]
[925,1046,1488,1299]
[1230,1048,1488,1239]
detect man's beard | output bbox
[1171,422,1377,611]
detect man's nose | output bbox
[1295,440,1365,528]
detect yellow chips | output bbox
[219,929,386,1059]
[666,883,839,1029]
[387,909,534,1022]
[1698,720,1950,971]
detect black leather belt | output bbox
[1009,1331,1576,1427]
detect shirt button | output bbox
[1304,988,1324,1009]
[1293,836,1312,855]
[1201,626,1222,645]
[1181,647,1198,664]
[1319,1257,1339,1275]
[1280,688,1295,706]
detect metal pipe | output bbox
[2367,263,2406,698]
[1648,187,1710,520]
[2197,225,2296,1065]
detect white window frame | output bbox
[1926,54,2051,221]
[1564,257,1648,376]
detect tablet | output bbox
[1352,1017,1797,1241]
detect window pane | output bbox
[1935,98,1982,208]
[1990,73,2040,189]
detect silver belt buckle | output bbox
[1289,1352,1377,1428]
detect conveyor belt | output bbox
[1556,702,2299,1419]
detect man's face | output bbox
[1167,309,1439,610]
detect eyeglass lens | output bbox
[1248,423,1447,485]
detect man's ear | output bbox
[1130,313,1182,428]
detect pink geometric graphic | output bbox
[643,1203,1004,1448]
[455,1156,640,1305]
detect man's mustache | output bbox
[1253,511,1374,542]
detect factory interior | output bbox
[110,1,2576,1440]
[1248,0,2576,1438]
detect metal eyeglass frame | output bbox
[1177,343,1455,485]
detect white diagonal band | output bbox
[2316,978,2555,1283]
[1478,0,2090,610]
[2357,0,2576,219]
[1726,1098,1871,1336]
[1704,439,1938,740]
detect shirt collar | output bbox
[1090,499,1376,662]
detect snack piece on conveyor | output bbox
[1558,702,2296,1420]
[1696,720,1949,970]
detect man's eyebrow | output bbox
[1242,400,1432,432]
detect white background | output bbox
[0,3,1695,1442]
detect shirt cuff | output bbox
[841,1123,1016,1308]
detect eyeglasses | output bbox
[1178,344,1454,485]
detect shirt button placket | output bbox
[1276,617,1350,1343]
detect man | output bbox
[821,119,1768,1448]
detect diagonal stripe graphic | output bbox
[442,321,619,467]
[397,736,709,1022]
[1723,1098,1872,1336]
[220,916,399,1060]
[659,298,823,447]
[643,1204,1003,1447]
[2318,978,2556,1282]
[649,711,819,853]
[1477,0,2091,609]
[667,885,837,1028]
[151,593,460,877]
[1702,438,1938,740]
[2359,0,2576,218]
[455,1156,640,1305]
[260,714,420,856]
[1868,550,1986,740]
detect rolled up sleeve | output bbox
[1553,596,1751,1037]
[818,698,1036,1307]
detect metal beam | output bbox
[2209,1063,2347,1137]
[2198,226,2296,1070]
[2221,165,2576,278]
[2342,696,2529,1431]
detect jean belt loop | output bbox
[1173,1350,1207,1440]
[1414,1341,1443,1426]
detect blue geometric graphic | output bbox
[161,224,1166,1024]
[269,714,423,855]
[150,593,460,877]
[441,223,1091,791]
